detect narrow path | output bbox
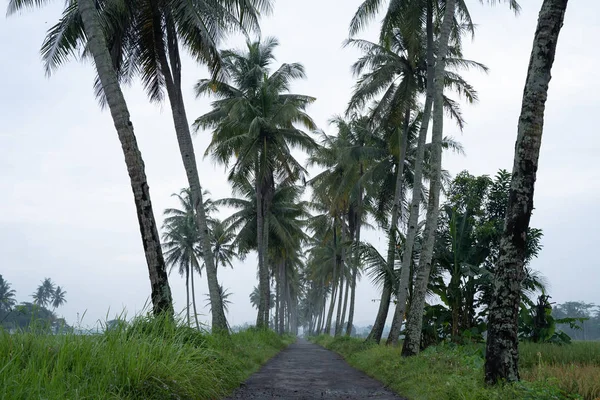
[226,338,405,399]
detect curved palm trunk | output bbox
[77,0,172,316]
[334,259,344,336]
[147,11,226,332]
[485,0,568,384]
[190,261,200,330]
[338,220,350,335]
[185,265,190,326]
[387,109,417,345]
[366,119,409,343]
[402,0,454,356]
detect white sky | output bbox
[1,0,598,329]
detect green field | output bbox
[0,316,293,400]
[312,336,600,400]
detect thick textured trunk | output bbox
[77,0,172,316]
[387,109,415,345]
[185,266,190,326]
[190,261,200,330]
[402,0,454,357]
[149,12,226,332]
[485,0,568,384]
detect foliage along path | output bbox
[227,338,404,399]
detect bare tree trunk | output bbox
[334,259,345,336]
[485,0,568,384]
[77,0,172,316]
[185,266,190,326]
[402,0,455,357]
[366,125,408,343]
[190,260,200,330]
[275,260,280,333]
[346,187,362,336]
[256,184,267,327]
[148,11,225,331]
[325,273,337,335]
[387,108,416,345]
[279,260,285,334]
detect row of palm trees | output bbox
[0,276,67,313]
[11,0,570,385]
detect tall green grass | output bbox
[0,315,293,399]
[312,335,586,400]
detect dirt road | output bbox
[226,338,405,399]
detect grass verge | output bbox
[312,335,596,400]
[0,316,294,399]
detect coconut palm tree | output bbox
[32,278,56,308]
[403,0,521,357]
[194,37,318,327]
[162,188,215,329]
[485,0,569,384]
[51,286,67,310]
[14,0,272,332]
[7,0,174,316]
[0,275,17,313]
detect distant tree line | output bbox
[0,275,69,333]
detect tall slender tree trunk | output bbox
[275,260,280,333]
[325,245,338,335]
[402,0,455,356]
[315,300,324,334]
[255,183,267,327]
[279,260,285,334]
[346,186,362,336]
[387,108,417,345]
[485,0,568,384]
[147,12,226,331]
[190,261,200,330]
[366,117,409,343]
[77,0,172,316]
[334,259,345,336]
[185,266,190,326]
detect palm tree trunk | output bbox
[77,0,172,317]
[485,0,568,384]
[387,108,416,345]
[366,280,392,343]
[255,184,267,327]
[275,261,280,333]
[325,251,338,335]
[279,260,285,334]
[402,0,455,357]
[346,189,362,336]
[334,258,344,336]
[366,117,409,343]
[339,220,350,333]
[190,261,200,330]
[147,11,226,332]
[185,265,190,327]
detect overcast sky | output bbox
[1,0,598,329]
